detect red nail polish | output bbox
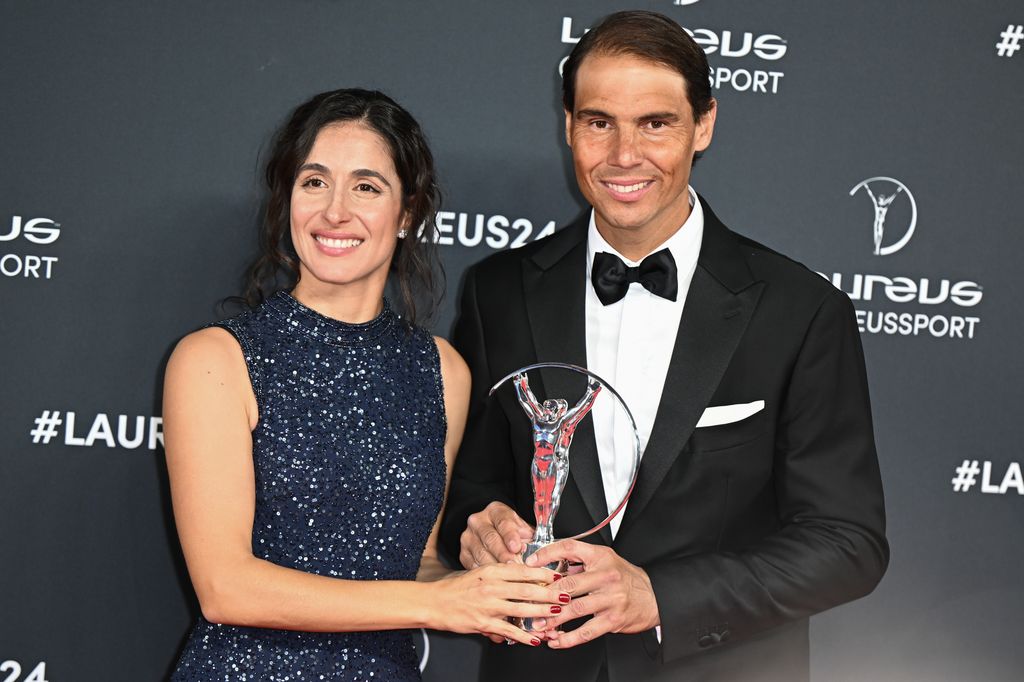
[550,605,562,614]
[530,638,541,646]
[559,593,571,603]
[552,573,562,581]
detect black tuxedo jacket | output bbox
[440,198,888,682]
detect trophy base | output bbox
[511,542,567,633]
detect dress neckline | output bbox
[265,290,396,347]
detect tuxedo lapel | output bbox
[522,214,612,543]
[617,199,765,537]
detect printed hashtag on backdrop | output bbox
[951,459,981,492]
[30,410,62,444]
[996,24,1024,57]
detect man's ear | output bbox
[694,98,717,153]
[564,109,573,147]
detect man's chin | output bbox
[594,209,656,236]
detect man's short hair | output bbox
[561,10,714,122]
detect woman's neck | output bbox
[290,279,385,323]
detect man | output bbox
[439,10,888,682]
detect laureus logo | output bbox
[849,177,917,256]
[673,0,701,5]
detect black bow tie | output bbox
[591,248,678,306]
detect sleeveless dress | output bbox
[172,291,447,681]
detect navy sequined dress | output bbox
[172,291,447,681]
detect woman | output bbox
[164,89,563,681]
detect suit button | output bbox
[698,635,713,648]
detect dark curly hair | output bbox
[242,88,442,326]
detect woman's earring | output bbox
[397,229,408,239]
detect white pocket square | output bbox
[696,400,765,428]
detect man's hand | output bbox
[460,501,534,569]
[526,539,660,649]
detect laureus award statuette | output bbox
[490,363,641,633]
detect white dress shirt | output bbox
[585,186,704,538]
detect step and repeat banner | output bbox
[2,1,1022,680]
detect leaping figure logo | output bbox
[849,177,917,256]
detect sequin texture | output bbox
[172,291,446,681]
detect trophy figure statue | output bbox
[513,372,601,559]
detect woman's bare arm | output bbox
[164,327,559,643]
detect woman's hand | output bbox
[428,563,568,646]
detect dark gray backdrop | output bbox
[2,1,1022,680]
